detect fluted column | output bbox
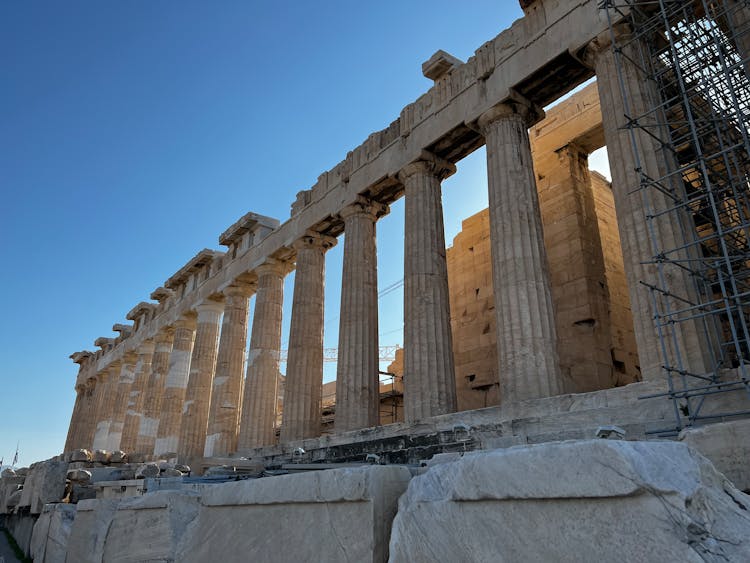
[155,315,196,457]
[107,352,137,451]
[479,100,563,403]
[280,233,336,442]
[238,262,287,449]
[90,369,113,450]
[204,283,254,457]
[588,32,710,380]
[399,157,458,422]
[136,328,174,455]
[92,362,120,451]
[178,299,224,465]
[120,340,155,453]
[64,385,86,453]
[335,197,388,432]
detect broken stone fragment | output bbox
[109,451,128,464]
[92,450,111,463]
[6,489,22,507]
[205,465,236,476]
[70,449,92,462]
[174,464,190,474]
[67,469,92,483]
[70,484,97,503]
[389,440,750,562]
[135,463,160,479]
[161,468,183,477]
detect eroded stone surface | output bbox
[17,459,68,514]
[102,491,201,563]
[389,440,750,562]
[680,419,750,492]
[179,466,411,563]
[30,503,76,563]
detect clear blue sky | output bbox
[0,2,609,467]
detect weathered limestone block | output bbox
[389,440,750,562]
[109,451,128,464]
[134,462,161,479]
[178,466,412,562]
[102,491,201,563]
[70,449,91,462]
[18,459,69,514]
[65,498,120,563]
[92,450,111,463]
[5,488,22,508]
[680,419,750,492]
[30,503,77,563]
[67,469,92,483]
[87,466,135,482]
[0,475,25,514]
[70,484,97,504]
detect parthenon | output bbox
[5,1,750,561]
[62,0,750,470]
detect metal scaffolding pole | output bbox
[602,0,750,433]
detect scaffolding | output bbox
[602,0,750,434]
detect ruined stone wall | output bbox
[446,210,499,412]
[590,171,640,384]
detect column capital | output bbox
[256,258,293,278]
[477,95,544,132]
[195,299,225,317]
[174,313,198,331]
[340,196,390,222]
[121,351,138,365]
[581,24,633,67]
[155,327,175,344]
[398,151,456,183]
[223,281,256,299]
[137,339,156,356]
[292,231,337,252]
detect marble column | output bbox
[92,362,121,451]
[478,100,564,403]
[204,283,254,457]
[588,32,711,380]
[155,315,196,457]
[82,378,101,450]
[107,352,137,452]
[135,328,174,455]
[90,369,113,451]
[280,233,336,442]
[335,197,388,433]
[64,385,86,453]
[178,299,224,465]
[398,157,458,422]
[120,340,155,453]
[238,261,287,450]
